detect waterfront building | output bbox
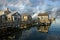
[6,11,21,22]
[12,12,21,23]
[21,14,32,23]
[38,13,51,25]
[21,14,32,28]
[0,11,7,24]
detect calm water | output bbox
[16,18,60,40]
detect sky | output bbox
[0,0,60,17]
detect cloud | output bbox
[50,0,60,2]
[0,0,47,12]
[0,0,60,17]
[51,7,58,17]
[0,0,52,16]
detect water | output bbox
[0,18,58,40]
[15,18,60,40]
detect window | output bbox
[23,16,28,20]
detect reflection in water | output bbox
[0,18,60,40]
[15,18,60,40]
[37,26,50,32]
[0,27,18,40]
[15,25,50,40]
[0,23,52,40]
[15,30,22,40]
[20,24,32,29]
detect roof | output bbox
[7,11,21,16]
[12,12,21,16]
[38,13,48,16]
[22,13,29,16]
[7,11,17,16]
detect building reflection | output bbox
[20,14,32,29]
[0,27,22,40]
[20,24,32,29]
[37,25,50,32]
[15,30,22,40]
[0,24,51,40]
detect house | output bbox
[5,11,21,28]
[38,13,51,25]
[6,11,21,22]
[21,14,32,22]
[6,11,16,22]
[21,14,32,28]
[0,8,11,24]
[0,11,7,24]
[0,11,4,23]
[11,12,21,28]
[12,12,21,23]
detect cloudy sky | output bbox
[0,0,60,16]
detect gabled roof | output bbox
[6,11,17,16]
[22,13,31,16]
[12,12,20,16]
[7,11,20,16]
